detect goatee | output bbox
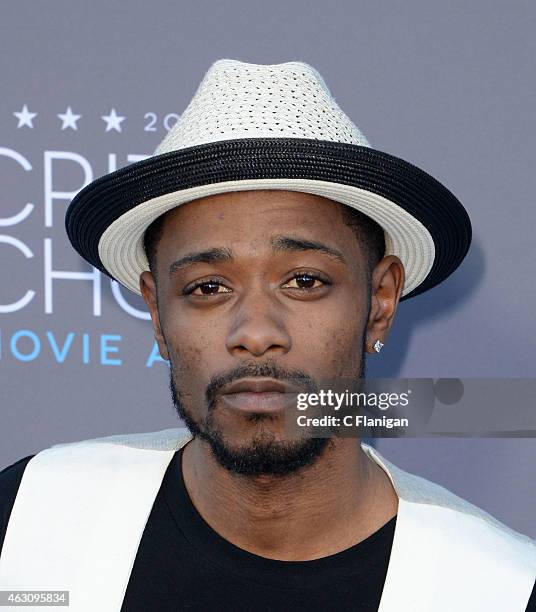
[169,359,332,477]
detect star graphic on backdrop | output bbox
[13,104,37,128]
[57,106,81,130]
[101,108,125,132]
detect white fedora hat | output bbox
[66,58,472,300]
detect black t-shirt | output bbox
[0,451,534,611]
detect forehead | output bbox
[151,190,370,287]
[158,190,353,249]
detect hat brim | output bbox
[65,138,472,301]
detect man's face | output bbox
[141,190,386,476]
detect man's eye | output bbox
[185,280,232,296]
[282,273,326,290]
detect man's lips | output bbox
[219,378,300,413]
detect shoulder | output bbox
[0,455,36,556]
[364,444,536,566]
[0,428,190,557]
[404,467,536,579]
[365,446,535,610]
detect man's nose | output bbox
[225,288,291,358]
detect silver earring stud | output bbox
[373,339,384,353]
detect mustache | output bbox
[205,359,319,411]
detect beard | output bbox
[169,349,366,478]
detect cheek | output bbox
[327,328,364,374]
[169,335,205,373]
[166,320,224,379]
[167,338,210,409]
[291,303,365,374]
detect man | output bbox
[0,59,534,611]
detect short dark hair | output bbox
[143,201,385,283]
[338,202,386,281]
[143,212,167,278]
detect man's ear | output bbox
[365,255,405,354]
[140,271,169,361]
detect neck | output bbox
[181,436,398,561]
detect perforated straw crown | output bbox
[154,59,371,154]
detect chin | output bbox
[201,423,331,477]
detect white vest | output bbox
[0,428,534,611]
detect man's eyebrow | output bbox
[168,247,233,276]
[271,235,347,264]
[167,237,345,275]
